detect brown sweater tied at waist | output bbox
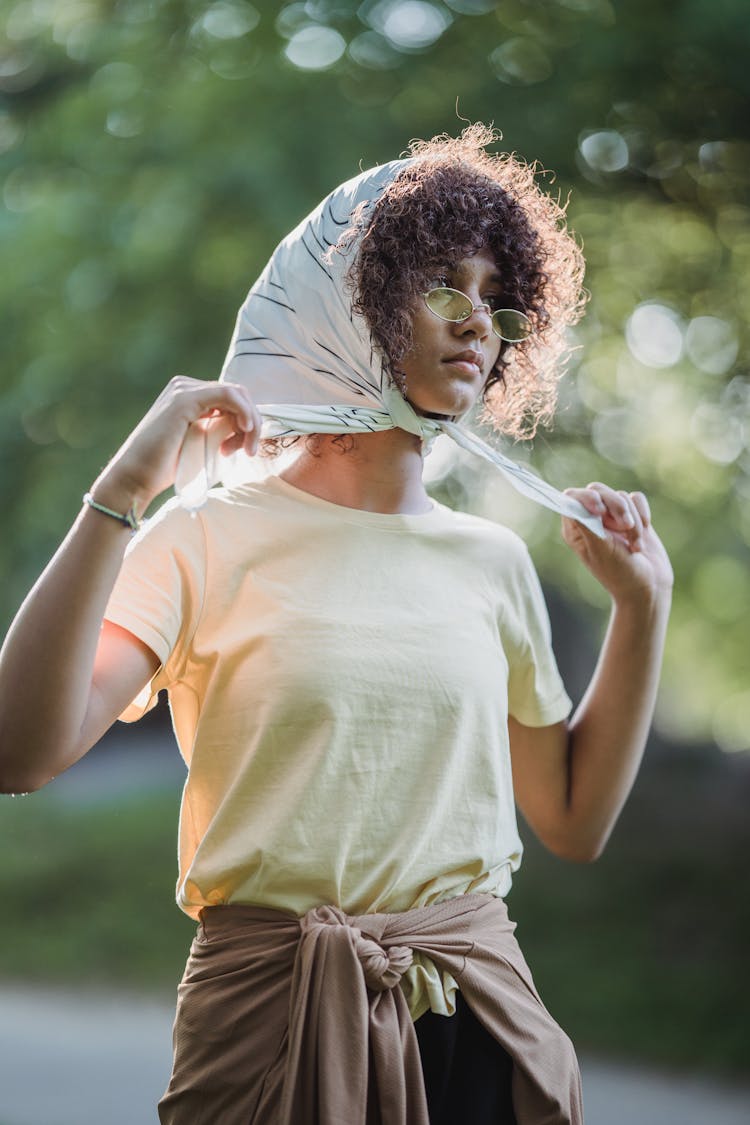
[159,893,583,1125]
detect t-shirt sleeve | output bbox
[500,541,572,727]
[104,497,206,722]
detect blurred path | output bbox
[1,983,748,1125]
[41,722,187,806]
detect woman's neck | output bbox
[279,429,432,514]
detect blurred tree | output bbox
[1,0,748,749]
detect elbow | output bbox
[0,761,52,795]
[0,729,60,794]
[558,841,605,864]
[0,769,43,795]
[0,766,57,795]
[0,781,42,796]
[543,829,609,865]
[0,734,25,793]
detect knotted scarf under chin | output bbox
[174,159,604,539]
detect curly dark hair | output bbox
[259,124,586,455]
[345,123,587,439]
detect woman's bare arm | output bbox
[0,503,153,792]
[0,377,260,793]
[509,483,673,862]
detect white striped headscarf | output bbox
[175,159,604,538]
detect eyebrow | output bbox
[449,264,504,286]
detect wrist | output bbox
[89,468,155,519]
[611,581,672,621]
[83,492,140,533]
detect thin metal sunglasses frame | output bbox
[423,287,533,343]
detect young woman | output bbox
[0,126,672,1124]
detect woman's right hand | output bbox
[91,377,261,514]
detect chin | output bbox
[409,392,478,420]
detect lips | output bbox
[443,350,484,375]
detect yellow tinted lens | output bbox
[425,288,473,322]
[492,309,532,342]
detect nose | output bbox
[455,300,492,338]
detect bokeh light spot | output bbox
[64,260,116,312]
[284,25,346,69]
[0,111,23,153]
[348,30,402,68]
[490,38,552,85]
[21,404,59,446]
[625,303,684,368]
[0,50,45,92]
[579,129,629,172]
[690,402,744,466]
[3,166,45,212]
[276,3,309,38]
[90,62,142,100]
[365,1,451,50]
[685,316,738,376]
[106,109,144,137]
[195,1,260,39]
[5,2,39,41]
[591,407,640,468]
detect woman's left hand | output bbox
[562,483,674,605]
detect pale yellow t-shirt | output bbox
[105,475,571,1017]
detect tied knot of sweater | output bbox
[354,936,414,992]
[302,904,414,992]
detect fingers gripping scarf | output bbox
[175,159,604,538]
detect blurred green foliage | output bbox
[1,788,194,986]
[1,0,749,748]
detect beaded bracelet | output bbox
[82,492,141,533]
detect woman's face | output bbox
[398,248,504,419]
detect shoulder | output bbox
[430,501,534,569]
[138,479,278,538]
[430,503,549,621]
[185,477,289,537]
[128,494,204,554]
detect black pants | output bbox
[415,992,517,1125]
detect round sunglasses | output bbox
[423,287,533,343]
